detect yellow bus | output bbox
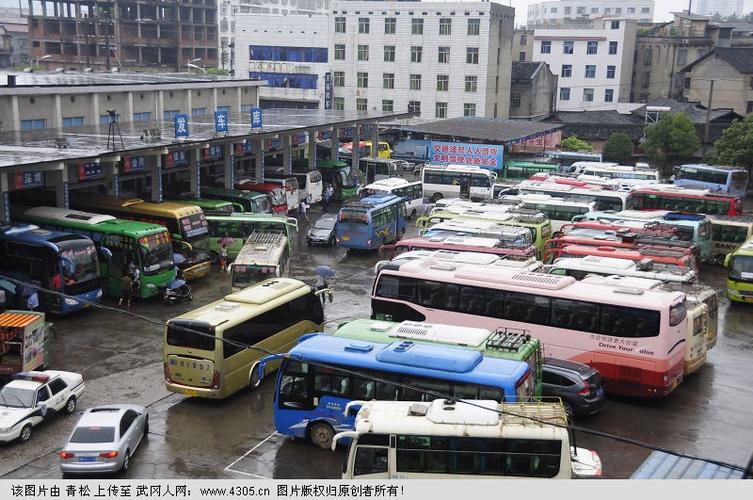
[163,278,325,399]
[71,195,212,280]
[725,236,753,304]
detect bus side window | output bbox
[353,446,388,476]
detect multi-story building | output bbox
[527,0,654,27]
[695,0,745,18]
[329,1,514,120]
[509,61,558,120]
[0,7,29,68]
[513,29,534,62]
[26,0,218,72]
[682,47,753,116]
[533,19,636,111]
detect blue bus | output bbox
[260,333,533,449]
[335,194,407,250]
[0,225,102,315]
[673,164,749,197]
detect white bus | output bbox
[264,177,300,213]
[230,231,290,290]
[376,249,542,274]
[360,178,424,218]
[422,165,496,202]
[292,171,323,205]
[500,194,596,232]
[333,399,602,479]
[515,180,629,212]
[546,256,698,284]
[572,163,660,182]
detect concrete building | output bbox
[26,0,218,72]
[682,47,753,116]
[533,19,636,111]
[513,29,533,62]
[329,1,515,120]
[509,61,558,120]
[527,0,654,27]
[695,0,745,18]
[0,72,262,133]
[0,8,29,68]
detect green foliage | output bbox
[643,113,700,177]
[602,133,634,164]
[713,115,753,171]
[206,68,229,76]
[560,136,593,153]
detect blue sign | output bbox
[324,72,333,110]
[428,141,504,171]
[124,156,146,173]
[78,162,102,181]
[167,150,188,168]
[265,137,282,150]
[203,144,223,161]
[250,107,263,129]
[235,142,252,155]
[15,171,44,189]
[293,133,307,146]
[214,110,229,133]
[174,114,189,138]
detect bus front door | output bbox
[459,176,471,199]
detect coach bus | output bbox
[515,180,629,212]
[371,258,687,397]
[17,207,176,299]
[234,181,289,215]
[206,214,298,260]
[292,171,324,205]
[626,185,743,216]
[230,232,290,290]
[263,333,533,449]
[168,198,237,216]
[313,160,359,202]
[380,235,537,262]
[70,195,211,280]
[265,177,301,213]
[502,195,596,233]
[422,165,496,202]
[724,236,753,304]
[502,160,559,181]
[546,256,697,284]
[547,151,602,169]
[359,179,424,219]
[200,188,273,214]
[708,215,753,264]
[164,278,325,399]
[334,400,602,479]
[336,194,407,250]
[378,250,543,273]
[673,164,748,197]
[0,224,102,314]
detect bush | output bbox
[560,136,593,152]
[602,133,634,164]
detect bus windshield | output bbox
[233,265,277,287]
[58,239,99,285]
[167,321,216,351]
[270,189,286,205]
[340,208,369,224]
[139,232,174,275]
[731,255,753,278]
[253,196,271,214]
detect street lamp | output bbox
[35,54,51,68]
[187,57,202,72]
[187,63,207,74]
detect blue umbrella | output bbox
[173,253,186,265]
[314,265,335,278]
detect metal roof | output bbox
[0,71,256,88]
[631,451,744,479]
[395,117,561,145]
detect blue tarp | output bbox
[631,451,744,479]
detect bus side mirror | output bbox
[724,254,732,268]
[98,247,113,263]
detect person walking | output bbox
[299,198,309,222]
[219,243,229,272]
[322,184,332,213]
[119,272,133,308]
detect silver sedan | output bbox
[59,404,148,475]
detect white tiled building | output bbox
[328,1,515,120]
[533,19,636,111]
[527,0,654,27]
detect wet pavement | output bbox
[2,204,753,479]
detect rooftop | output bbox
[631,451,744,479]
[395,117,561,145]
[0,72,255,89]
[632,98,742,123]
[553,110,642,126]
[511,61,546,82]
[671,11,710,21]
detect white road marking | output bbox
[225,468,270,479]
[224,431,278,472]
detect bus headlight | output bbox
[64,298,79,306]
[96,289,103,298]
[727,289,741,297]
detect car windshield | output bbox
[139,232,174,275]
[314,218,336,230]
[58,239,99,285]
[0,387,34,408]
[70,426,116,443]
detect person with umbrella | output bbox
[314,265,335,304]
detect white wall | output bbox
[527,0,654,26]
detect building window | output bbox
[410,74,422,91]
[333,71,345,87]
[359,17,370,34]
[628,7,635,14]
[519,51,526,61]
[412,18,424,35]
[464,103,476,117]
[435,102,448,119]
[559,88,570,101]
[62,116,85,127]
[511,93,521,109]
[357,72,369,88]
[334,44,346,60]
[439,18,452,35]
[587,41,598,54]
[585,65,596,78]
[677,48,687,66]
[611,20,620,29]
[541,41,551,54]
[749,77,753,90]
[356,98,368,111]
[747,101,753,113]
[192,107,207,116]
[411,46,423,63]
[358,45,369,61]
[615,8,622,14]
[644,48,652,65]
[335,17,346,33]
[551,7,558,13]
[466,47,479,64]
[467,18,480,35]
[217,106,231,113]
[561,65,572,77]
[438,46,450,63]
[583,88,594,102]
[577,6,585,14]
[604,8,611,14]
[684,77,691,89]
[642,71,650,87]
[592,7,599,13]
[408,100,421,116]
[605,89,614,102]
[162,111,178,121]
[642,7,651,13]
[334,97,345,111]
[607,65,616,79]
[520,34,527,46]
[609,41,618,55]
[382,100,394,112]
[564,6,571,14]
[437,74,449,91]
[465,75,478,92]
[384,45,395,62]
[133,112,152,122]
[383,73,395,89]
[563,41,573,54]
[385,17,396,34]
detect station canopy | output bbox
[394,117,562,146]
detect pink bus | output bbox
[371,258,687,398]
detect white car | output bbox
[0,371,85,443]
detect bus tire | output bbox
[309,421,335,450]
[410,209,417,219]
[431,193,443,203]
[249,363,263,391]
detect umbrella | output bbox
[219,237,236,246]
[168,278,187,290]
[314,265,335,278]
[172,253,186,265]
[0,278,17,294]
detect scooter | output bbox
[163,278,193,305]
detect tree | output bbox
[602,133,634,164]
[712,114,753,173]
[560,135,593,152]
[642,112,700,177]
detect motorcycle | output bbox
[163,278,193,305]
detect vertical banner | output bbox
[214,110,229,134]
[250,107,263,130]
[195,160,201,199]
[112,173,119,197]
[2,191,9,224]
[324,72,333,110]
[63,182,69,208]
[174,113,189,139]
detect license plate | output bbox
[78,456,96,462]
[342,235,350,241]
[182,388,199,397]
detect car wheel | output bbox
[249,363,263,391]
[329,236,336,247]
[431,193,443,203]
[121,451,130,474]
[306,239,312,247]
[144,416,150,437]
[309,422,335,450]
[188,294,193,301]
[19,424,32,443]
[64,396,77,415]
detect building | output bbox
[527,0,654,27]
[513,29,533,62]
[509,61,558,120]
[682,47,753,116]
[329,1,515,120]
[236,14,329,109]
[533,19,637,111]
[26,0,218,72]
[695,0,745,18]
[0,72,263,133]
[0,8,29,68]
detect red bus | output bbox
[234,181,288,215]
[545,244,697,271]
[627,186,743,216]
[558,221,681,239]
[379,234,537,261]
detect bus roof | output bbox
[201,187,268,200]
[20,206,171,238]
[677,163,746,173]
[550,256,697,281]
[206,213,296,226]
[233,232,287,265]
[394,250,540,270]
[345,193,402,208]
[424,164,492,174]
[631,184,741,200]
[73,195,203,218]
[518,180,628,198]
[706,214,753,225]
[364,178,421,190]
[0,224,88,245]
[427,218,541,235]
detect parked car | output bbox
[59,404,149,475]
[0,370,85,443]
[542,358,606,417]
[306,213,338,246]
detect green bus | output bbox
[201,187,273,214]
[296,159,358,201]
[206,213,298,260]
[724,236,753,304]
[169,198,238,215]
[503,160,560,181]
[16,206,176,298]
[333,318,543,396]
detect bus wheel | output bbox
[714,254,725,265]
[431,193,443,203]
[309,422,335,450]
[249,363,263,391]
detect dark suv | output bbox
[542,358,606,418]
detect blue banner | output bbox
[250,107,263,129]
[324,72,333,110]
[124,156,146,173]
[15,171,44,189]
[167,150,188,168]
[174,114,189,138]
[78,162,102,181]
[428,141,504,171]
[214,110,229,133]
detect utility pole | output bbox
[703,80,715,152]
